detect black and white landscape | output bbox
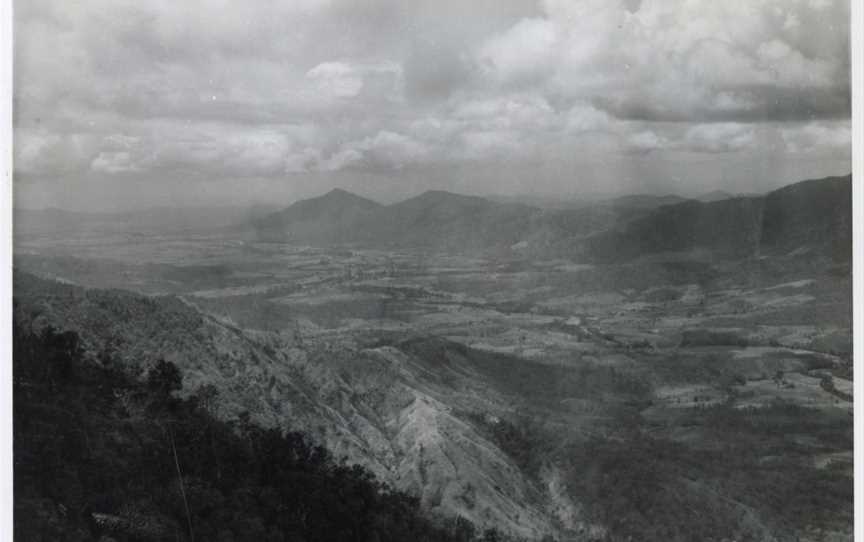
[13,1,853,541]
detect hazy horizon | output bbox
[14,169,852,214]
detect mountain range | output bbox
[582,175,851,263]
[247,175,852,262]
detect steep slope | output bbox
[356,191,540,250]
[251,189,383,243]
[581,175,851,263]
[760,175,852,260]
[13,271,561,539]
[583,196,765,261]
[13,323,486,542]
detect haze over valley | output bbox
[14,173,853,541]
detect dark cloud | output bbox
[595,84,851,123]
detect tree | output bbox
[194,384,220,414]
[146,359,183,395]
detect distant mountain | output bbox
[487,194,584,209]
[357,190,539,250]
[251,188,383,243]
[695,190,763,202]
[582,175,851,263]
[695,190,735,202]
[489,192,690,211]
[251,189,540,250]
[250,188,663,252]
[599,193,690,210]
[245,174,852,263]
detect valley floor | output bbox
[13,231,853,541]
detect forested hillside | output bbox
[13,321,514,542]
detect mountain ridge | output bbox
[248,174,852,262]
[12,270,564,539]
[581,174,851,263]
[251,189,383,243]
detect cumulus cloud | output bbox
[477,0,850,123]
[625,131,669,154]
[12,0,852,206]
[683,124,756,153]
[318,148,365,172]
[451,94,557,133]
[306,61,403,102]
[780,121,851,153]
[564,103,613,133]
[478,18,558,87]
[307,63,368,99]
[315,131,430,171]
[15,132,101,175]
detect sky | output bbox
[13,0,852,211]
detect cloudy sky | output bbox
[14,0,852,210]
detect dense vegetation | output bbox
[13,320,513,542]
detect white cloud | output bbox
[318,148,364,172]
[683,123,756,153]
[626,130,668,154]
[780,121,851,153]
[312,131,431,172]
[15,132,100,175]
[12,0,851,202]
[91,151,140,173]
[451,94,556,132]
[478,18,558,86]
[307,62,366,99]
[477,0,849,123]
[306,61,403,102]
[565,103,613,133]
